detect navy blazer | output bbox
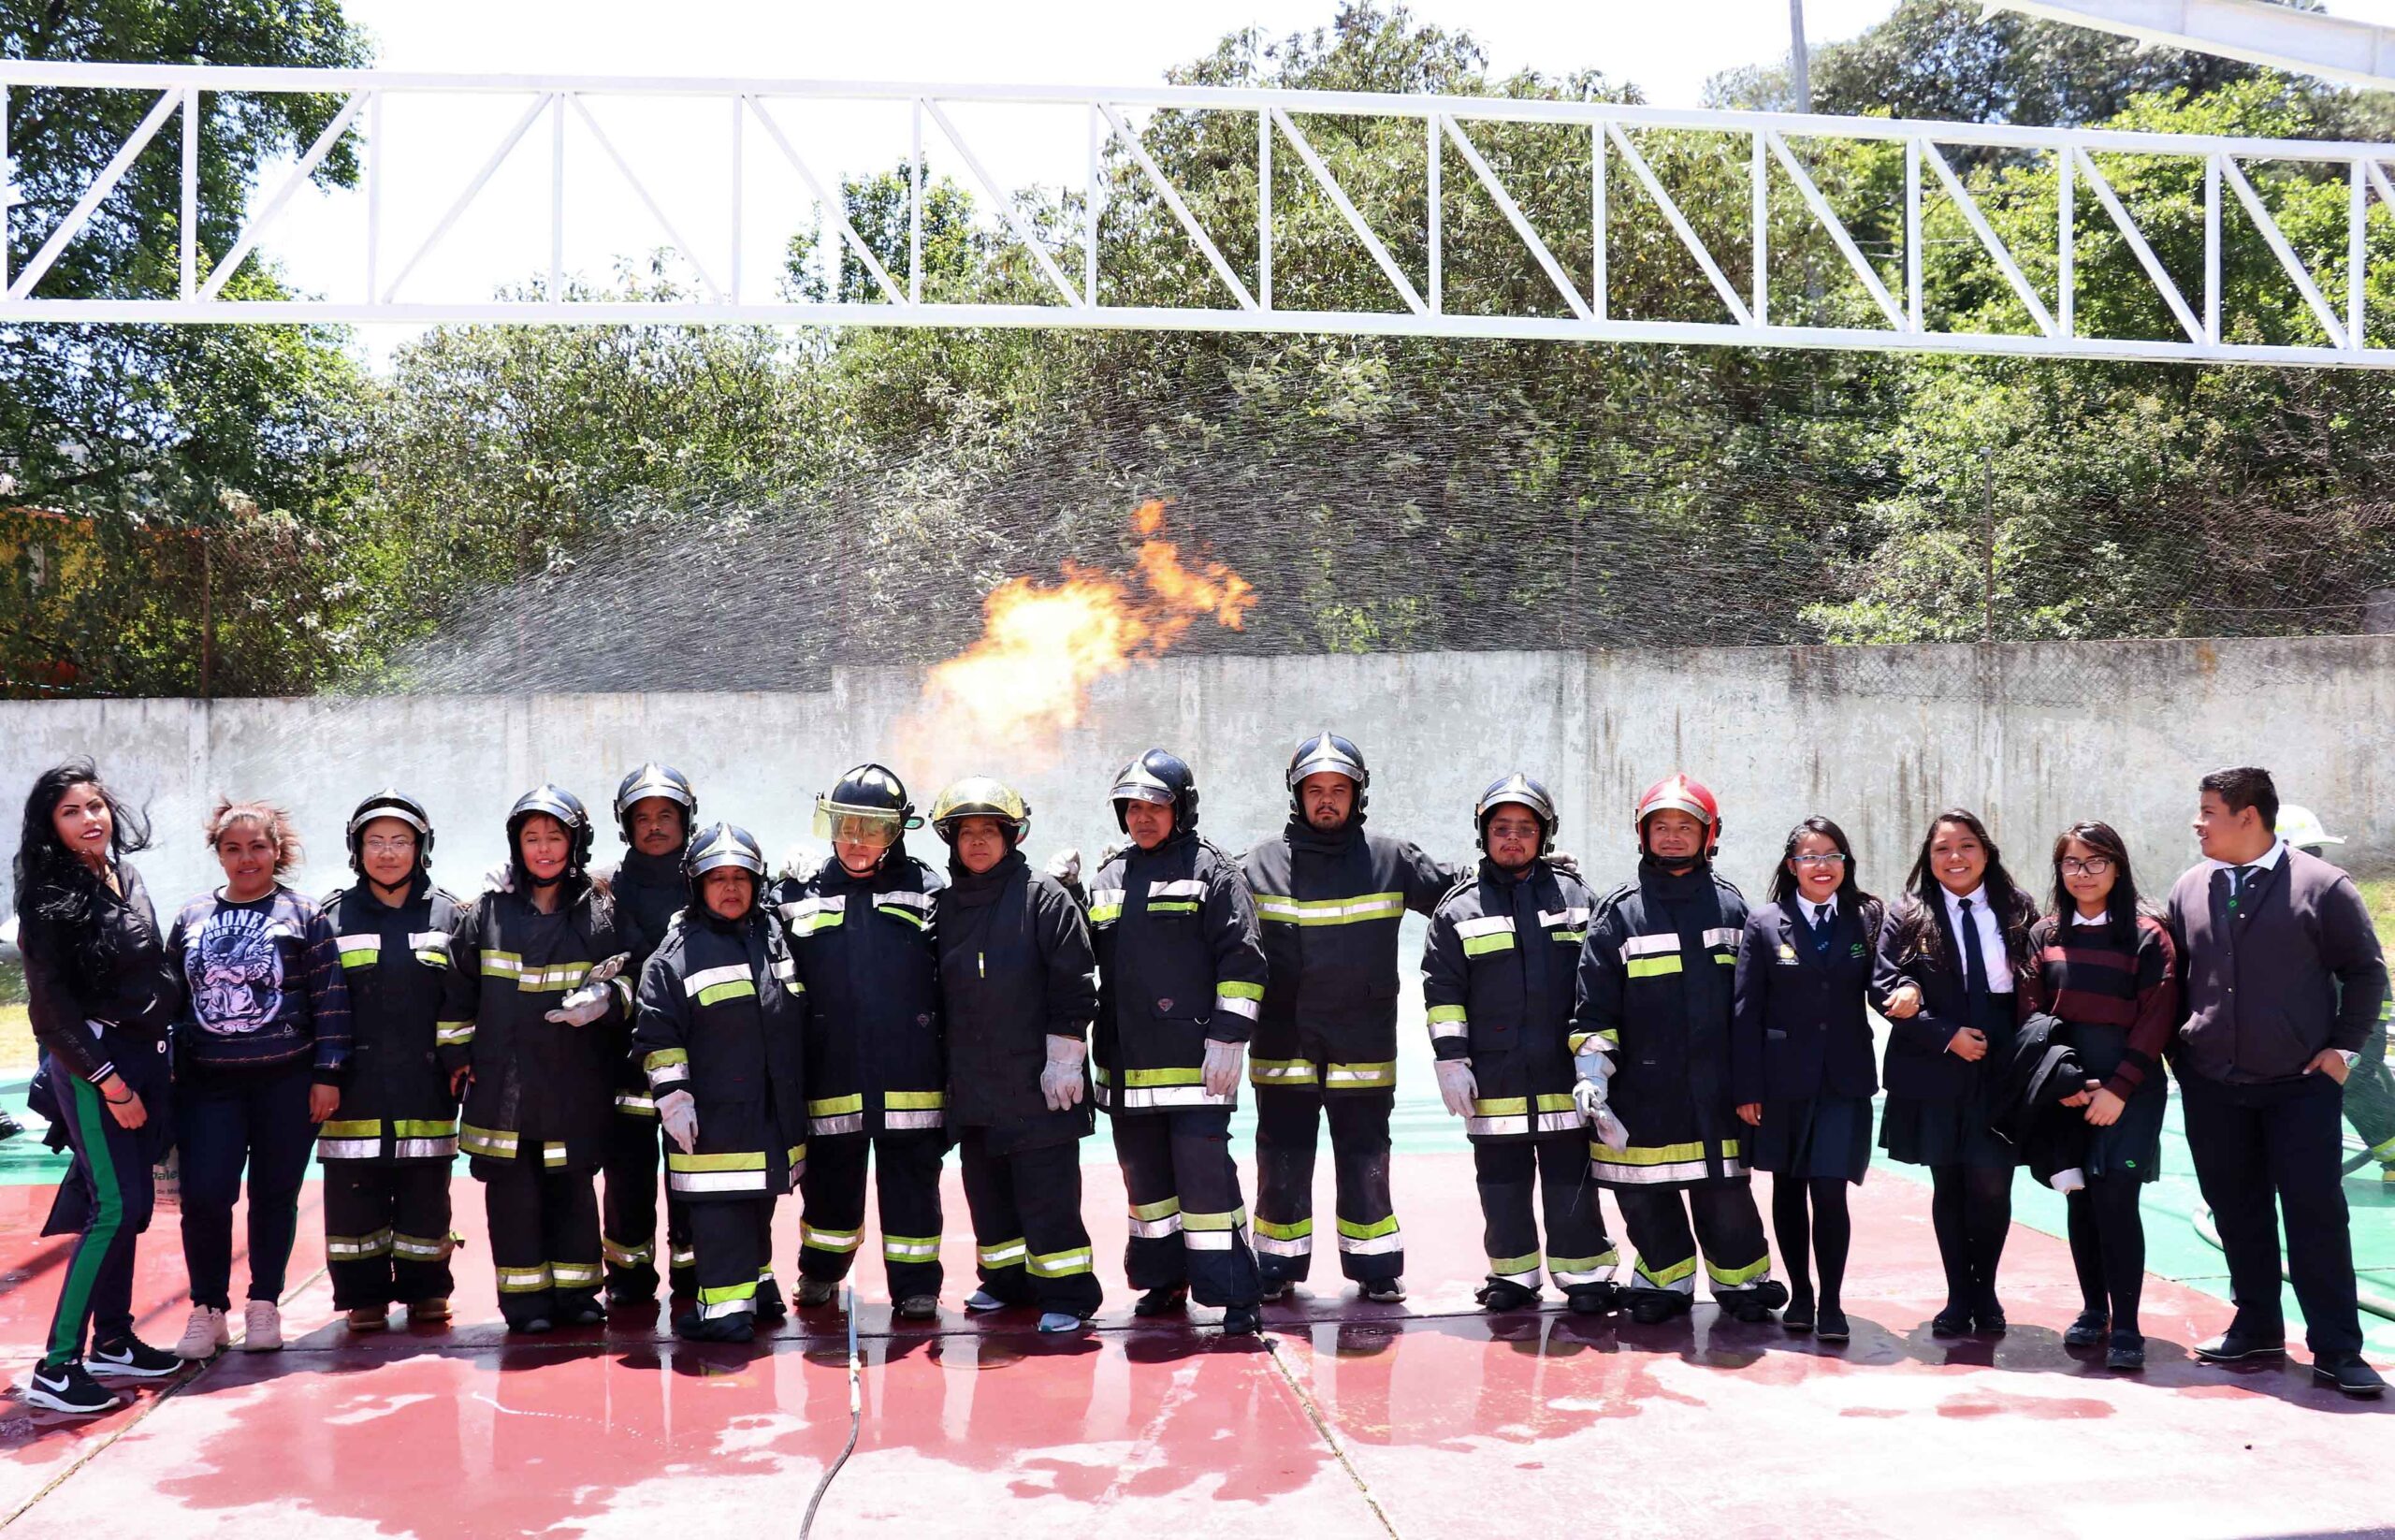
[1731,898,1882,1106]
[1872,891,2035,1103]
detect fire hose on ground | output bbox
[799,1284,864,1540]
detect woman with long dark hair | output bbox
[167,799,352,1359]
[15,762,186,1414]
[2018,821,2178,1372]
[1732,817,1883,1343]
[1874,808,2039,1337]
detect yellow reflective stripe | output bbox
[436,1020,475,1045]
[1253,892,1405,926]
[319,1119,381,1139]
[1181,1207,1246,1232]
[1128,1196,1183,1222]
[459,1124,517,1157]
[1217,980,1265,1000]
[1488,1250,1542,1276]
[338,943,381,968]
[884,1090,946,1111]
[803,1224,863,1252]
[1461,930,1517,957]
[1638,1255,1700,1287]
[496,1264,552,1292]
[1626,955,1685,979]
[881,1234,941,1260]
[666,1151,768,1171]
[1706,1255,1774,1286]
[1336,1214,1400,1241]
[979,1238,1028,1268]
[1470,1097,1529,1116]
[1026,1246,1094,1278]
[1593,1138,1740,1166]
[1252,1215,1313,1242]
[1426,1004,1468,1024]
[645,1047,689,1070]
[808,1093,865,1116]
[1125,1067,1204,1087]
[1325,1061,1396,1088]
[1250,1057,1320,1085]
[697,979,759,1007]
[699,1280,759,1306]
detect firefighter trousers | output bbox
[602,1104,692,1300]
[958,1130,1100,1318]
[1111,1106,1259,1306]
[1616,1179,1776,1299]
[689,1199,778,1322]
[323,1161,456,1310]
[1473,1132,1619,1293]
[1252,1085,1401,1286]
[797,1133,947,1300]
[484,1160,602,1329]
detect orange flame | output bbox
[899,501,1255,776]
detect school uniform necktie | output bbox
[1959,898,1990,999]
[2229,864,2257,913]
[1809,903,1835,954]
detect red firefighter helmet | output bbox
[1633,773,1720,858]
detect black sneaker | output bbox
[22,1359,123,1417]
[88,1335,183,1379]
[2312,1356,2388,1398]
[2063,1310,2110,1349]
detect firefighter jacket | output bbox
[442,881,631,1172]
[316,877,468,1164]
[1421,858,1595,1142]
[776,851,947,1142]
[936,850,1098,1154]
[1571,859,1749,1187]
[633,905,809,1202]
[602,848,688,1113]
[1241,815,1459,1093]
[1086,832,1268,1113]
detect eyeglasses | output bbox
[1789,852,1848,868]
[361,836,417,854]
[2060,857,2113,877]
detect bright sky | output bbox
[262,0,1899,362]
[250,0,2395,365]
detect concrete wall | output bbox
[2,636,2388,915]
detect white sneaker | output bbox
[175,1305,230,1360]
[240,1300,283,1353]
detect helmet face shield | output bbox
[815,803,905,850]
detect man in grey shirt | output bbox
[2166,765,2387,1398]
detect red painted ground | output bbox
[0,1156,2385,1537]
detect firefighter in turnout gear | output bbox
[1572,775,1786,1326]
[1241,732,1460,1301]
[1423,774,1621,1315]
[442,786,631,1334]
[633,823,808,1343]
[1086,749,1270,1333]
[600,763,699,1305]
[318,791,467,1330]
[933,778,1105,1333]
[776,765,949,1319]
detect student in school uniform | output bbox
[2016,820,2177,1373]
[1874,807,2039,1338]
[1731,816,1883,1344]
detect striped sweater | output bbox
[2018,912,2177,1101]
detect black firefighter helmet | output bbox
[1286,730,1369,817]
[507,784,596,880]
[813,763,922,867]
[614,763,696,845]
[346,789,435,878]
[1474,772,1559,856]
[1110,748,1200,835]
[684,821,767,913]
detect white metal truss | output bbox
[1990,0,2395,93]
[5,60,2395,368]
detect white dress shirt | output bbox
[1940,884,2012,994]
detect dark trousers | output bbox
[958,1130,1100,1317]
[1617,1180,1774,1297]
[689,1198,777,1321]
[1112,1107,1259,1306]
[324,1162,456,1310]
[177,1061,316,1312]
[483,1160,602,1329]
[2181,1068,2363,1358]
[2064,1174,2146,1340]
[1473,1132,1618,1291]
[602,1106,692,1300]
[43,1065,157,1365]
[798,1133,947,1300]
[1252,1085,1401,1285]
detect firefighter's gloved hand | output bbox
[1547,850,1582,879]
[481,862,514,895]
[1045,848,1083,888]
[1434,1058,1477,1118]
[1202,1038,1244,1098]
[658,1089,698,1155]
[1574,1044,1617,1085]
[544,981,613,1026]
[1591,1106,1630,1150]
[1573,1071,1616,1127]
[1040,1035,1087,1111]
[778,841,827,884]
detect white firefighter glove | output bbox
[1573,1045,1628,1145]
[658,1089,699,1155]
[1040,1035,1088,1111]
[1433,1058,1477,1118]
[480,861,515,895]
[544,981,614,1026]
[1045,847,1083,888]
[1546,850,1582,879]
[778,840,827,884]
[1202,1038,1244,1098]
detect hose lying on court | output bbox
[799,1284,864,1540]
